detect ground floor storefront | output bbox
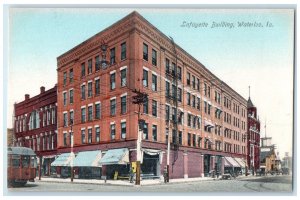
[50,141,247,180]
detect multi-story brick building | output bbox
[55,11,248,179]
[247,96,261,174]
[13,86,57,176]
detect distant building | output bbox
[260,136,277,173]
[13,86,57,176]
[7,128,14,147]
[247,94,261,174]
[282,152,292,174]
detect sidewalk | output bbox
[36,174,259,186]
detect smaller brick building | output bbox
[13,85,57,176]
[247,96,261,174]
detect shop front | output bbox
[203,154,211,177]
[224,156,242,175]
[99,148,130,180]
[51,152,75,178]
[140,149,163,179]
[73,150,102,179]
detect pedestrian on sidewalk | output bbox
[129,167,134,183]
[163,166,168,183]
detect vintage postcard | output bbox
[3,6,295,195]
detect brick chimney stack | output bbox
[40,86,45,94]
[25,94,30,100]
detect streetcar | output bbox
[7,146,37,187]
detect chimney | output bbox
[40,86,45,94]
[25,94,30,100]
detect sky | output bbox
[6,8,294,158]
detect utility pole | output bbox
[132,89,148,185]
[70,119,74,182]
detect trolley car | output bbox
[7,146,37,187]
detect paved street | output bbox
[7,175,292,194]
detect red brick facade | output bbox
[56,11,248,178]
[247,98,261,174]
[13,86,57,175]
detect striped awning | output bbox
[234,157,246,168]
[224,157,241,168]
[73,150,102,167]
[51,153,75,167]
[99,148,129,165]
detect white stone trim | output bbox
[121,119,126,123]
[94,125,100,128]
[152,71,158,76]
[120,66,127,71]
[70,109,74,112]
[63,111,68,114]
[69,88,74,92]
[110,70,116,74]
[94,76,100,80]
[88,80,93,83]
[81,128,86,130]
[120,92,127,97]
[81,105,86,109]
[110,121,115,125]
[143,66,149,71]
[88,126,92,129]
[110,96,116,100]
[95,101,101,104]
[88,103,93,107]
[81,82,86,86]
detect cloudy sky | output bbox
[6,8,294,158]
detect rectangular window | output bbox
[111,124,116,140]
[121,122,126,139]
[198,137,202,148]
[81,63,85,77]
[188,133,191,146]
[88,82,92,97]
[197,78,200,91]
[95,79,100,95]
[188,114,191,127]
[152,74,157,91]
[81,129,85,144]
[64,133,67,146]
[110,73,116,90]
[110,99,116,116]
[177,66,182,80]
[165,105,170,121]
[70,111,74,125]
[193,134,196,147]
[88,106,93,121]
[143,98,148,114]
[96,127,100,142]
[165,58,170,73]
[192,75,195,89]
[81,85,86,100]
[81,107,86,123]
[208,104,211,115]
[204,102,207,113]
[187,93,191,106]
[197,97,200,110]
[95,103,101,119]
[179,131,182,145]
[63,113,68,127]
[69,69,73,83]
[110,48,116,64]
[152,100,157,117]
[63,92,67,106]
[165,81,170,97]
[192,95,196,108]
[88,128,92,143]
[121,42,126,60]
[143,123,148,140]
[121,96,127,114]
[63,72,67,86]
[143,43,148,61]
[171,107,176,121]
[88,59,92,74]
[187,72,190,85]
[121,69,127,87]
[178,88,182,102]
[69,89,73,104]
[172,84,176,99]
[204,83,207,96]
[208,86,211,97]
[152,125,157,141]
[152,49,157,66]
[95,55,100,71]
[143,69,148,87]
